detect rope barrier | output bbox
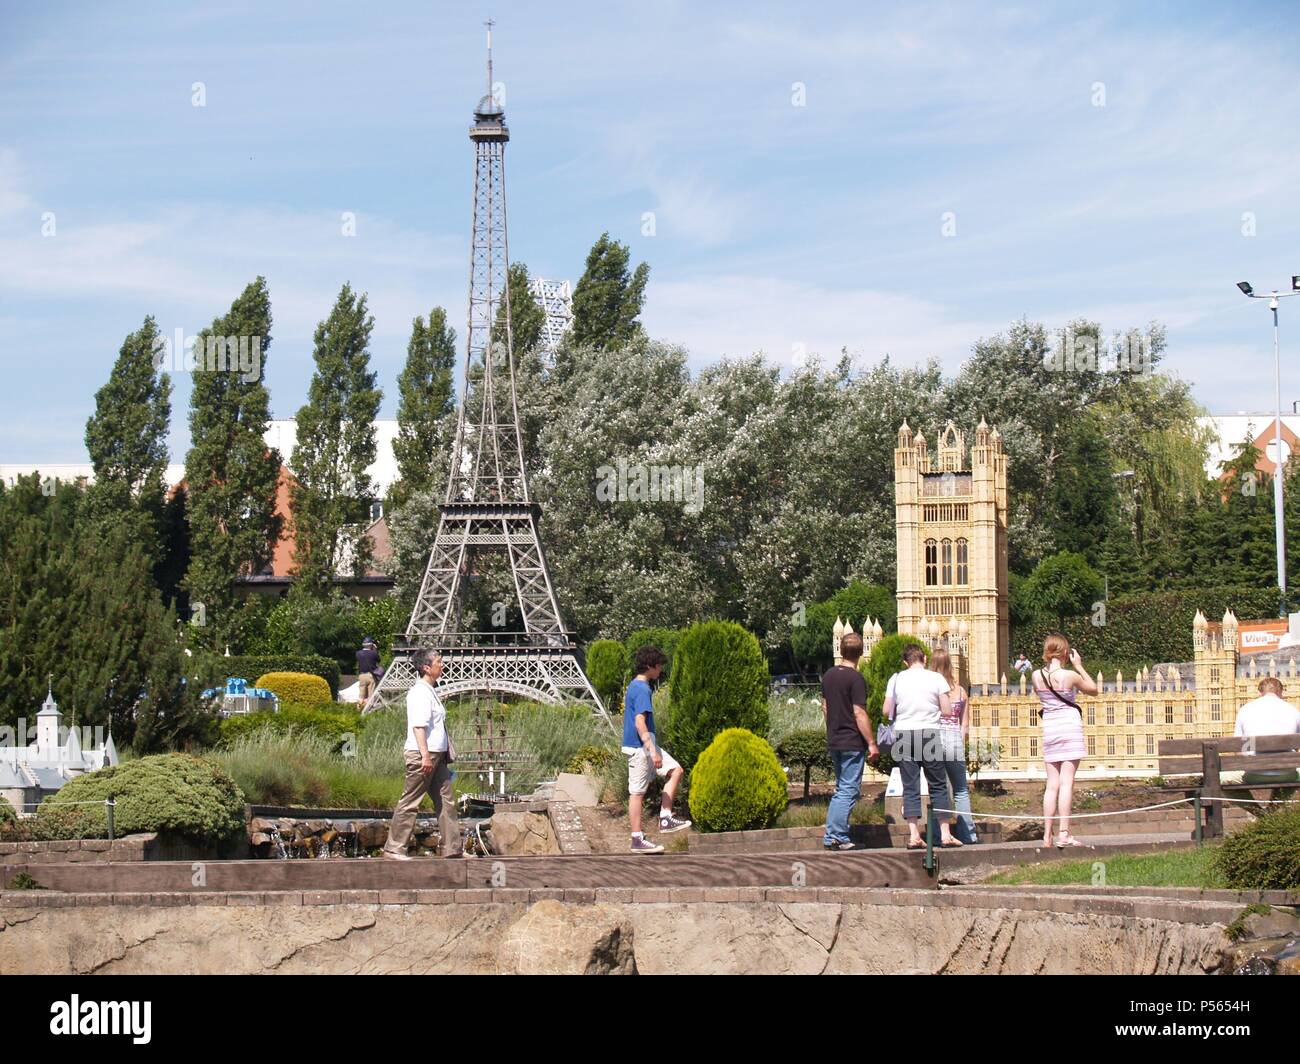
[927,797,1196,821]
[18,799,117,810]
[924,791,1300,828]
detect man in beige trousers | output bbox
[382,649,461,859]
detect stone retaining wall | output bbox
[1,834,211,867]
[0,887,1240,974]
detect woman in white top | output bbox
[883,643,961,849]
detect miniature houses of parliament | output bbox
[832,420,1300,778]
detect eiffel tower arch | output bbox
[366,25,609,726]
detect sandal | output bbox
[940,838,963,848]
[1056,833,1083,848]
[906,840,925,850]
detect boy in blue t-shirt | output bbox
[622,645,690,853]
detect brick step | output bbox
[692,822,1003,854]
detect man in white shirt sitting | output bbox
[383,649,461,859]
[1229,676,1300,785]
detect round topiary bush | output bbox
[670,620,769,777]
[1214,808,1300,891]
[585,640,630,710]
[31,753,247,852]
[688,728,788,833]
[256,671,333,705]
[776,728,832,798]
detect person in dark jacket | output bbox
[357,636,380,706]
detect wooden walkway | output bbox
[5,831,1210,897]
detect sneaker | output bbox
[659,814,692,833]
[823,839,856,851]
[382,849,413,861]
[630,836,664,854]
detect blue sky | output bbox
[3,1,1299,460]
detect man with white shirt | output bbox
[383,649,461,859]
[1230,676,1300,785]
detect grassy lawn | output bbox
[986,846,1227,889]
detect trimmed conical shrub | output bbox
[669,620,769,776]
[585,640,630,711]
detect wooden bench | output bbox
[1158,735,1300,839]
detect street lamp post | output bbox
[1236,278,1298,618]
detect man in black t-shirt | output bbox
[820,633,879,851]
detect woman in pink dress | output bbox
[1033,633,1097,848]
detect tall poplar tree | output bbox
[390,306,456,509]
[183,278,279,647]
[567,232,650,357]
[84,314,173,562]
[290,283,382,592]
[495,261,545,361]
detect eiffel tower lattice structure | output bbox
[365,24,609,728]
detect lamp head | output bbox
[1292,275,1300,292]
[1237,281,1254,296]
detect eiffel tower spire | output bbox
[366,26,607,725]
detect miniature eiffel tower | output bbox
[365,24,608,725]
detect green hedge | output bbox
[193,653,340,698]
[242,593,402,672]
[30,753,246,851]
[1011,585,1282,674]
[688,728,788,833]
[1214,808,1300,891]
[790,581,896,672]
[218,702,364,753]
[670,620,770,776]
[586,640,630,710]
[0,795,16,826]
[623,628,685,684]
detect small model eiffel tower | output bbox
[366,24,608,725]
